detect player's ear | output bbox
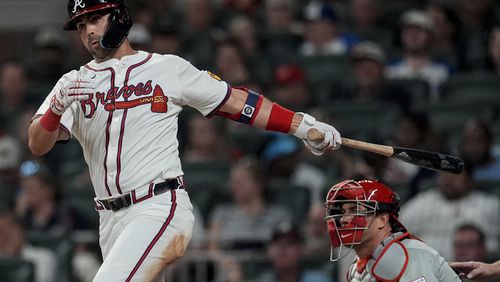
[376,212,390,230]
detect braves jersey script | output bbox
[348,238,460,282]
[36,51,229,199]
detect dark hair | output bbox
[455,223,485,245]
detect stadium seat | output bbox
[183,161,231,223]
[26,232,73,282]
[440,72,500,104]
[66,192,100,230]
[0,258,34,282]
[386,78,430,104]
[415,100,495,139]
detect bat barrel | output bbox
[392,147,464,174]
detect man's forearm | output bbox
[28,118,59,156]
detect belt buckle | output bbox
[108,197,123,211]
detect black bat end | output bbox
[445,156,465,174]
[393,147,465,174]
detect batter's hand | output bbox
[50,74,95,115]
[293,113,341,156]
[449,261,500,280]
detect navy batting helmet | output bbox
[64,0,133,49]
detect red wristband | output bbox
[39,109,62,132]
[265,103,294,133]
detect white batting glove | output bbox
[50,75,95,115]
[292,113,342,156]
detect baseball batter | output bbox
[324,180,461,282]
[28,0,341,281]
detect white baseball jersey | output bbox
[35,51,230,281]
[35,51,229,199]
[347,238,461,282]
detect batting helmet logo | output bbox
[72,0,86,13]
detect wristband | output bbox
[39,109,62,132]
[292,113,316,140]
[265,103,294,133]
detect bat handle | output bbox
[307,128,325,142]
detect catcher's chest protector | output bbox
[348,232,411,282]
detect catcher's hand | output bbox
[50,74,95,115]
[293,113,341,155]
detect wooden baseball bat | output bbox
[307,129,464,174]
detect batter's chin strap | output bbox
[216,87,263,125]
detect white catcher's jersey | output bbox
[348,238,461,282]
[36,51,229,198]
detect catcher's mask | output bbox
[64,0,133,49]
[324,179,406,261]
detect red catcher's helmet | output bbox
[324,180,407,261]
[64,0,133,49]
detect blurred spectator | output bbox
[181,114,230,164]
[151,15,182,56]
[426,3,463,70]
[453,223,487,263]
[223,0,261,14]
[228,15,272,84]
[340,41,411,112]
[383,112,441,195]
[303,204,330,261]
[208,157,291,250]
[214,39,251,85]
[264,0,302,35]
[272,64,313,110]
[228,16,260,59]
[400,162,500,260]
[0,133,22,195]
[299,1,358,56]
[262,0,302,60]
[459,118,500,182]
[349,0,381,29]
[128,23,152,51]
[15,108,37,160]
[458,0,496,70]
[15,160,88,233]
[386,10,450,101]
[260,134,327,205]
[182,0,221,68]
[27,27,69,94]
[0,62,33,129]
[0,209,57,282]
[487,24,500,75]
[258,222,332,282]
[459,0,495,31]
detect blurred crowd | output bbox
[1,0,500,281]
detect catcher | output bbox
[324,179,461,281]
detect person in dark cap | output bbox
[259,221,333,282]
[386,10,450,101]
[339,41,411,112]
[299,1,358,56]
